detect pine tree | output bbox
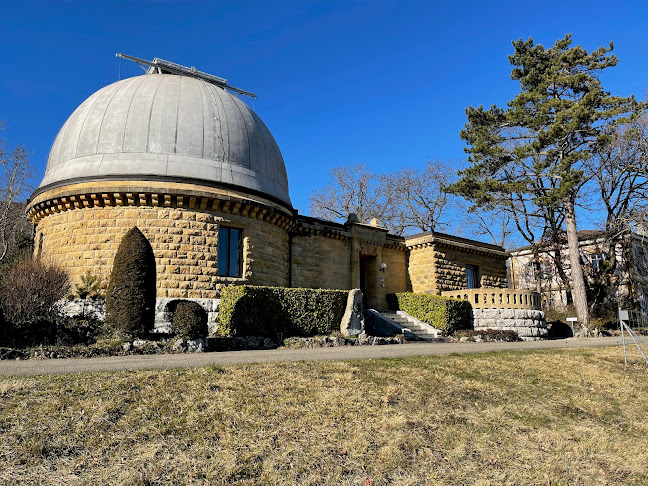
[451,34,644,326]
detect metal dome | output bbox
[36,74,291,207]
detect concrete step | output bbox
[377,310,443,341]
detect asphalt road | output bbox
[0,337,624,377]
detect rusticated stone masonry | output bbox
[406,233,508,294]
[35,204,290,300]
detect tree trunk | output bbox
[550,237,573,305]
[531,246,543,294]
[564,198,590,328]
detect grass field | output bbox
[1,347,648,485]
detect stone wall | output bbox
[407,245,437,293]
[472,308,547,341]
[36,205,289,300]
[433,244,507,291]
[291,234,353,290]
[290,226,408,309]
[407,244,507,294]
[291,234,353,289]
[382,246,409,296]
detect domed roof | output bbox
[36,74,291,207]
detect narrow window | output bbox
[466,264,480,289]
[217,226,242,277]
[37,233,44,260]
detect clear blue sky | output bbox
[2,0,647,232]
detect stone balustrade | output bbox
[440,288,542,310]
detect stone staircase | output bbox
[377,310,445,342]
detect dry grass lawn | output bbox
[1,346,648,485]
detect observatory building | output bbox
[27,56,508,329]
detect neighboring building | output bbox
[509,230,648,314]
[26,60,507,329]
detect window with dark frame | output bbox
[588,252,605,271]
[217,226,242,277]
[466,264,480,289]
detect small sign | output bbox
[566,317,578,322]
[619,310,630,321]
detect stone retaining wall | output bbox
[472,308,547,341]
[63,297,221,335]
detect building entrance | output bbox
[359,256,375,307]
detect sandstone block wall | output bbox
[433,245,507,291]
[291,234,352,289]
[407,246,437,293]
[36,205,289,300]
[382,246,409,296]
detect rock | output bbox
[122,342,132,352]
[246,337,262,348]
[172,338,206,352]
[460,336,470,342]
[185,338,206,353]
[171,339,185,352]
[132,339,147,348]
[358,332,369,345]
[340,289,364,336]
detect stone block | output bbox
[340,289,363,337]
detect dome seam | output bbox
[95,82,124,155]
[229,91,251,171]
[198,78,206,159]
[173,76,181,154]
[72,84,107,161]
[144,75,165,153]
[210,83,230,166]
[120,75,148,154]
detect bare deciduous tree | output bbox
[387,161,451,235]
[0,122,34,264]
[308,161,452,235]
[308,163,394,226]
[585,115,648,237]
[461,206,514,248]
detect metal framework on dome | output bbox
[115,53,257,99]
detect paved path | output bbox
[0,337,623,377]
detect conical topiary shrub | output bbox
[105,227,157,338]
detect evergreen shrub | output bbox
[387,292,471,335]
[172,301,208,339]
[218,285,348,339]
[105,227,156,338]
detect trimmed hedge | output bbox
[218,285,348,339]
[172,301,208,339]
[386,292,471,335]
